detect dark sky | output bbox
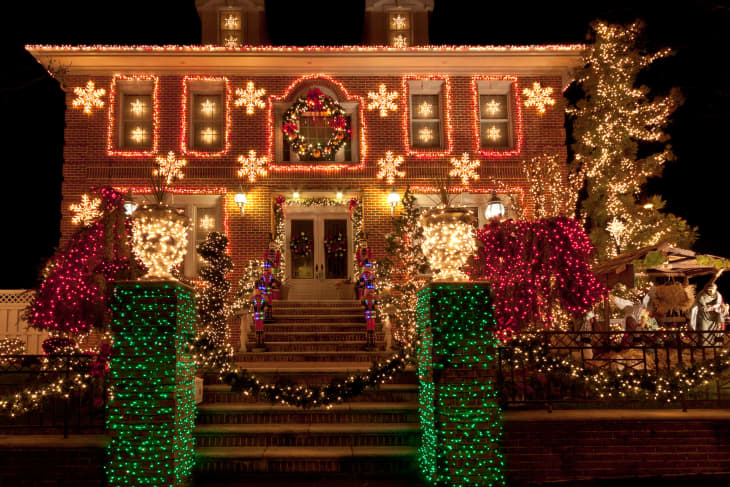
[2,0,729,289]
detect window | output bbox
[172,195,223,277]
[480,93,510,148]
[406,78,449,153]
[219,10,243,47]
[121,93,153,150]
[108,75,158,156]
[473,77,521,156]
[191,93,223,151]
[182,77,229,156]
[388,10,412,47]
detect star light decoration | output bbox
[392,34,408,48]
[486,125,501,141]
[237,150,269,183]
[484,99,501,116]
[154,151,187,185]
[449,152,480,185]
[391,14,408,29]
[70,194,103,226]
[418,126,434,143]
[130,99,146,116]
[223,14,239,29]
[200,99,216,116]
[417,101,434,117]
[72,81,106,114]
[367,84,399,117]
[225,35,240,48]
[199,215,215,231]
[376,151,406,185]
[522,81,555,114]
[130,127,147,144]
[235,81,266,115]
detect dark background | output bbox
[1,0,729,289]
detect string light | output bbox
[181,75,231,157]
[449,152,480,185]
[72,80,105,114]
[402,74,453,158]
[419,210,476,281]
[471,75,523,157]
[376,150,406,185]
[522,81,555,113]
[107,74,159,157]
[131,206,190,280]
[234,81,266,115]
[237,150,269,183]
[153,151,187,186]
[522,153,579,218]
[366,83,399,117]
[70,194,102,226]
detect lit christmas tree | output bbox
[568,20,695,258]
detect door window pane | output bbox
[324,219,348,279]
[291,219,314,279]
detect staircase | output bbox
[195,300,421,481]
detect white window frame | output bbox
[477,79,514,149]
[408,79,444,149]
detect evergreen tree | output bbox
[568,20,695,259]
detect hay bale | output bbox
[653,283,695,315]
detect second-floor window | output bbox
[191,93,223,151]
[219,10,244,47]
[388,10,412,47]
[480,93,510,148]
[410,93,442,149]
[121,92,153,150]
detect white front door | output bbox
[285,206,351,300]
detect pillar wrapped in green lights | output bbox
[416,283,504,486]
[107,281,197,486]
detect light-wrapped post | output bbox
[416,282,504,486]
[107,281,197,486]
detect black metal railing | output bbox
[496,329,730,410]
[0,354,107,437]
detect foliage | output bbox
[696,254,730,270]
[522,153,580,218]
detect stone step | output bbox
[194,423,421,447]
[272,314,365,323]
[273,306,364,315]
[249,331,384,342]
[273,300,360,308]
[204,365,418,386]
[259,323,383,333]
[197,402,420,425]
[203,384,419,404]
[245,342,386,353]
[233,351,392,362]
[195,445,418,474]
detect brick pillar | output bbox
[416,282,505,486]
[107,281,197,487]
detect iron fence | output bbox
[0,354,107,437]
[496,329,730,411]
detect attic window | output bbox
[388,10,412,47]
[219,10,244,47]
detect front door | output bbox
[286,207,351,300]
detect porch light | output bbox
[336,191,343,200]
[485,191,504,220]
[293,192,300,199]
[123,192,137,216]
[388,190,400,216]
[234,192,247,216]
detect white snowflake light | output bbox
[200,127,218,145]
[391,14,408,30]
[376,151,406,185]
[130,99,146,116]
[418,126,434,143]
[484,99,501,116]
[223,14,239,30]
[486,125,501,141]
[72,81,106,114]
[200,99,216,117]
[522,81,555,114]
[392,34,408,48]
[449,152,480,185]
[154,151,187,185]
[367,84,399,117]
[417,101,434,117]
[606,218,629,249]
[225,35,240,48]
[70,194,102,226]
[199,215,215,231]
[130,127,148,144]
[235,81,266,115]
[237,150,269,183]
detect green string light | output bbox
[417,283,505,487]
[107,282,196,486]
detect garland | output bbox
[324,233,347,258]
[282,88,349,161]
[290,232,314,256]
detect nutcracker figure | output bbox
[264,237,282,276]
[356,240,372,273]
[357,269,375,300]
[362,289,378,350]
[257,268,276,320]
[250,288,268,350]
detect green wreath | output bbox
[281,88,349,161]
[324,232,347,258]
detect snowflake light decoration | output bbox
[223,14,239,29]
[237,150,269,183]
[418,126,434,143]
[392,34,408,48]
[522,81,555,114]
[367,84,399,117]
[486,125,501,141]
[199,215,215,231]
[200,127,218,145]
[130,127,147,144]
[72,80,106,114]
[130,99,146,116]
[200,99,216,116]
[606,218,629,249]
[417,101,434,117]
[484,99,501,116]
[391,14,408,30]
[154,151,187,185]
[70,194,102,226]
[376,151,406,185]
[235,81,266,115]
[225,35,240,48]
[449,152,480,185]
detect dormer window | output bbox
[219,9,243,47]
[388,10,412,47]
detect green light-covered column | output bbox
[416,283,504,487]
[107,281,196,487]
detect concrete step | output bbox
[196,402,420,425]
[259,323,382,333]
[272,314,365,323]
[249,331,384,342]
[272,300,360,308]
[233,351,392,362]
[244,341,385,353]
[273,306,364,315]
[194,423,421,447]
[195,445,418,474]
[203,383,419,404]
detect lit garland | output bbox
[72,80,105,114]
[0,338,25,366]
[522,153,579,218]
[107,282,196,486]
[234,81,266,114]
[69,194,102,226]
[366,83,399,117]
[416,284,505,486]
[236,150,269,183]
[268,74,367,172]
[522,81,555,113]
[107,74,159,157]
[471,75,523,157]
[376,150,406,185]
[181,76,232,157]
[402,75,453,158]
[448,152,480,185]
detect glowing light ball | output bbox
[419,208,476,281]
[131,205,190,279]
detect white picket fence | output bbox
[0,290,47,354]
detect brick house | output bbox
[26,0,581,347]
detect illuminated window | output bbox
[410,90,442,149]
[191,93,223,151]
[171,196,222,277]
[478,82,513,149]
[121,93,153,150]
[219,10,243,47]
[388,10,412,47]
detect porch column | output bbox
[107,281,197,487]
[416,282,505,486]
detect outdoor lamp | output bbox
[234,192,247,216]
[336,191,343,200]
[388,190,400,216]
[485,191,505,220]
[123,192,137,216]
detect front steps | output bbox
[195,299,421,479]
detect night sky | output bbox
[2,0,729,289]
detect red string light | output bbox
[106,74,160,157]
[180,76,232,158]
[471,75,523,157]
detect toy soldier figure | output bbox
[250,288,268,351]
[362,288,377,350]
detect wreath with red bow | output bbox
[324,233,347,258]
[282,88,350,161]
[290,232,313,257]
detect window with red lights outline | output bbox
[107,75,159,157]
[471,75,523,158]
[181,76,232,158]
[267,74,367,173]
[402,75,453,159]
